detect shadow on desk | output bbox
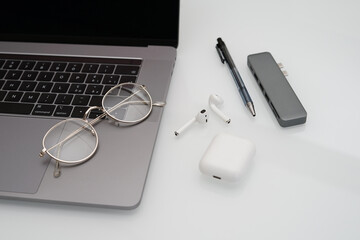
[255,130,360,195]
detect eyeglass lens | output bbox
[43,119,97,164]
[103,83,152,123]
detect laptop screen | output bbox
[0,0,179,48]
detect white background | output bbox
[2,0,360,239]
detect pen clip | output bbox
[216,44,225,64]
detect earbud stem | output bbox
[210,104,231,124]
[175,118,196,136]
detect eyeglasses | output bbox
[39,82,165,178]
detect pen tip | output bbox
[247,102,256,117]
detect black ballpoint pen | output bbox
[216,37,256,117]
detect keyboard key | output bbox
[19,81,37,91]
[50,62,67,71]
[120,75,137,83]
[54,105,73,117]
[71,106,88,118]
[21,71,39,81]
[5,91,24,102]
[52,83,70,93]
[21,92,40,103]
[98,64,115,74]
[34,62,51,71]
[53,72,70,82]
[86,74,103,84]
[35,82,54,92]
[55,94,74,105]
[18,61,36,70]
[38,93,56,104]
[37,72,55,81]
[89,109,104,119]
[120,87,134,97]
[82,64,99,73]
[115,65,140,75]
[0,91,7,101]
[85,85,103,95]
[102,75,120,85]
[0,70,7,79]
[32,104,56,116]
[3,60,20,69]
[69,73,86,83]
[102,85,113,95]
[0,60,5,68]
[0,102,34,115]
[66,63,83,72]
[72,95,90,106]
[69,84,86,94]
[3,81,21,90]
[89,96,102,106]
[5,70,23,80]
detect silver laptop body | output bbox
[0,0,179,209]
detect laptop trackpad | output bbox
[0,117,57,194]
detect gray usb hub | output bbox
[247,52,307,127]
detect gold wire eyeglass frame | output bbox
[39,82,165,178]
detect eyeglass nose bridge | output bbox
[83,106,105,121]
[82,106,106,136]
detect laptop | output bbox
[0,0,179,209]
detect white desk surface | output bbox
[2,0,360,239]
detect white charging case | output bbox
[199,133,255,182]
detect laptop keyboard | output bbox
[0,54,141,118]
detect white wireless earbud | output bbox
[209,94,231,124]
[175,109,209,136]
